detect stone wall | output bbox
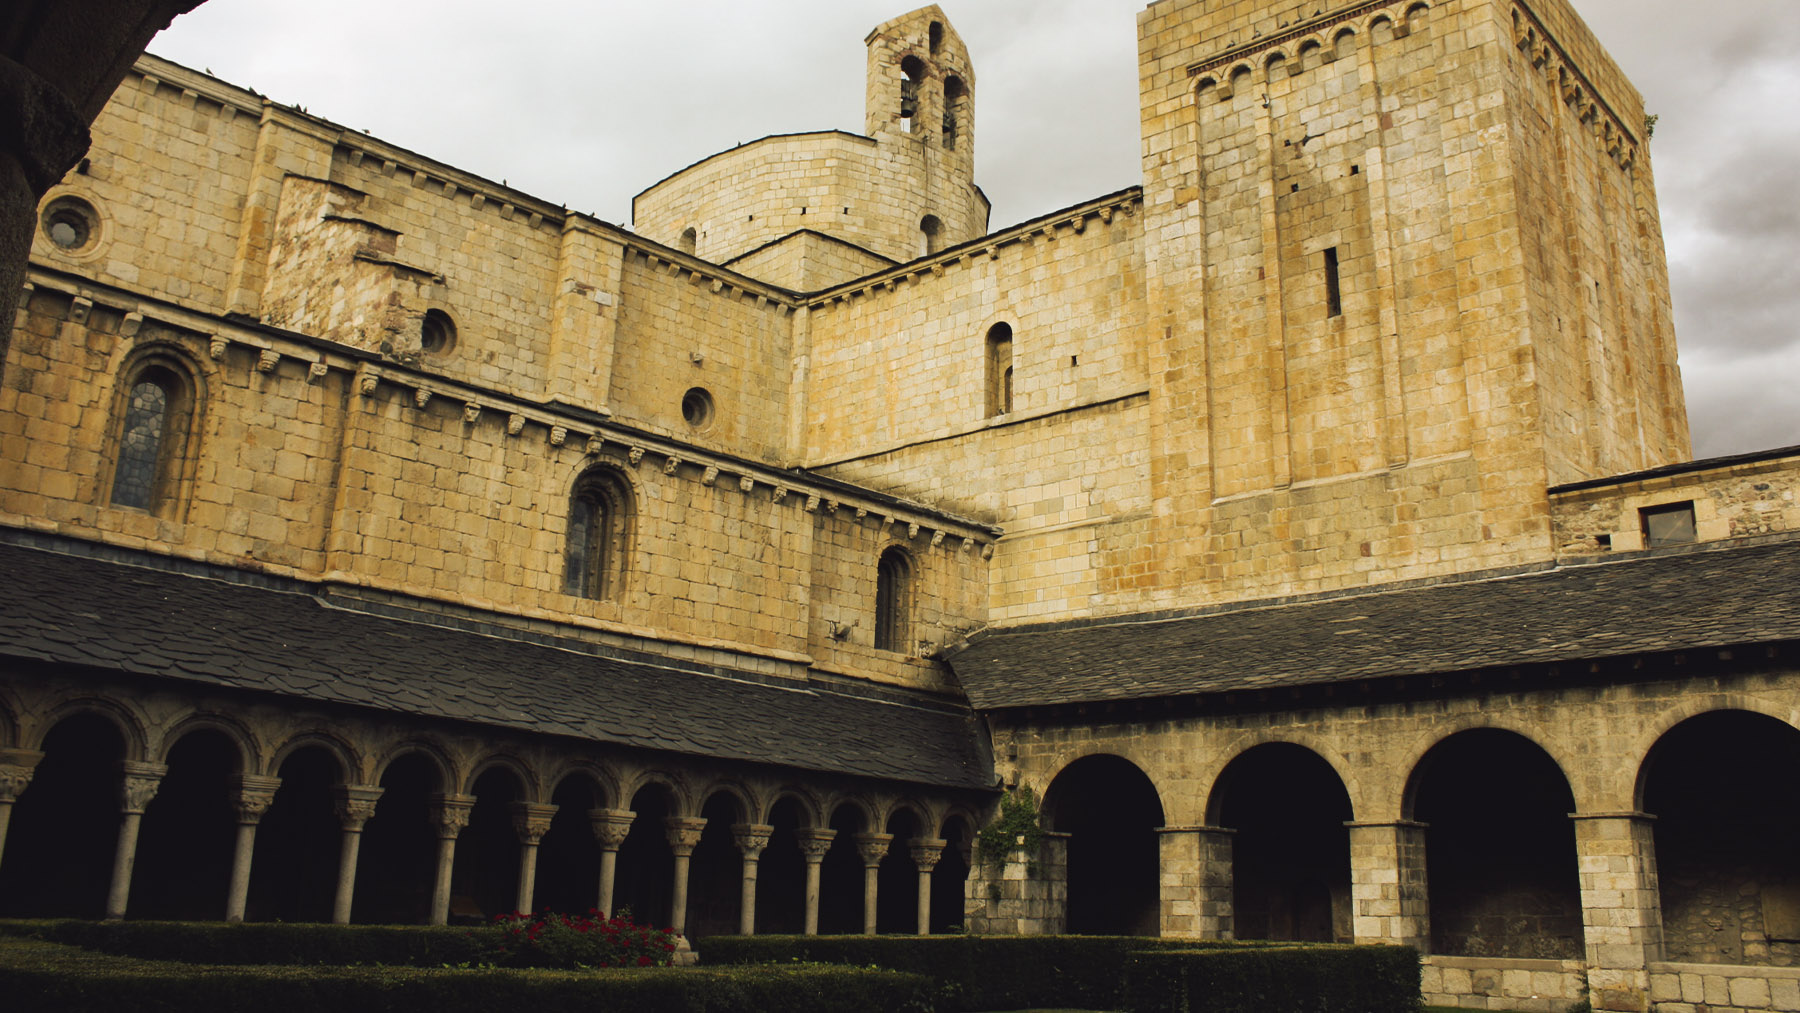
[1552,450,1800,557]
[1421,955,1589,1012]
[1650,962,1800,1013]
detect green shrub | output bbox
[1123,943,1422,1013]
[703,933,1266,1011]
[0,936,933,1013]
[5,919,493,967]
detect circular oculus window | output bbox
[40,196,100,254]
[420,309,456,355]
[681,387,715,429]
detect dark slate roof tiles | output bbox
[0,541,990,791]
[950,538,1800,710]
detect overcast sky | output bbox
[147,1,1799,460]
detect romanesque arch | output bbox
[876,804,925,934]
[1640,710,1800,966]
[535,768,610,916]
[0,710,128,917]
[356,749,444,924]
[248,740,347,922]
[932,810,975,933]
[1408,728,1582,959]
[1043,753,1165,936]
[820,799,871,934]
[615,779,679,929]
[457,763,528,919]
[1207,742,1354,942]
[131,725,242,920]
[689,787,750,938]
[754,791,817,935]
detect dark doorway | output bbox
[819,803,866,934]
[456,767,524,920]
[688,792,745,939]
[755,796,809,935]
[535,774,604,915]
[876,808,922,933]
[614,784,675,928]
[930,815,972,933]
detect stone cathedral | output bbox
[2,2,1798,1010]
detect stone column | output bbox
[427,793,475,926]
[589,807,634,918]
[855,832,894,935]
[1346,820,1430,950]
[1157,825,1235,940]
[664,816,707,936]
[732,823,773,935]
[910,837,946,935]
[331,785,383,924]
[793,827,836,935]
[105,760,166,920]
[223,774,281,922]
[0,748,44,874]
[1572,812,1665,1013]
[509,802,557,915]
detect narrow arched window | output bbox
[920,214,942,257]
[564,468,632,601]
[943,76,964,150]
[110,361,196,514]
[678,227,697,255]
[985,322,1014,417]
[875,547,913,653]
[900,56,925,133]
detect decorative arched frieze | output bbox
[1198,729,1359,825]
[155,710,261,773]
[370,738,458,794]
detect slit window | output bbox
[986,322,1014,417]
[1641,502,1697,548]
[943,76,965,149]
[875,547,913,653]
[1324,247,1343,318]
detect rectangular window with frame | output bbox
[1641,501,1697,547]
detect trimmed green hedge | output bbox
[0,936,933,1013]
[0,919,494,966]
[703,933,1264,1011]
[1124,944,1422,1013]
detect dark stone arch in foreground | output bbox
[130,728,239,920]
[248,744,343,922]
[1044,754,1165,936]
[1642,710,1800,965]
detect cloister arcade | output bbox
[1006,686,1800,986]
[0,680,981,938]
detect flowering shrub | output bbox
[487,909,678,970]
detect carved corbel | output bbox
[462,402,482,425]
[628,447,645,466]
[805,494,821,513]
[507,414,526,436]
[701,466,719,487]
[586,435,604,456]
[930,530,945,548]
[663,456,682,476]
[550,426,568,447]
[355,364,381,399]
[120,312,145,338]
[256,349,280,373]
[68,296,93,324]
[981,542,995,560]
[907,522,920,539]
[773,486,790,504]
[209,336,229,360]
[307,362,329,384]
[414,388,433,409]
[739,475,755,494]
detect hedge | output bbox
[1123,944,1422,1013]
[702,933,1266,1011]
[0,936,934,1013]
[0,919,496,967]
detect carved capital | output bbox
[731,823,774,859]
[909,836,947,871]
[334,784,384,831]
[854,831,894,867]
[663,816,707,856]
[589,807,636,850]
[429,793,477,840]
[0,748,45,803]
[794,827,837,861]
[510,802,558,845]
[119,761,168,814]
[229,774,283,825]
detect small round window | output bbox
[681,387,715,429]
[419,309,456,355]
[41,196,99,254]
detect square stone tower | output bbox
[1133,0,1689,600]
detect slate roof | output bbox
[0,540,992,790]
[950,537,1800,711]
